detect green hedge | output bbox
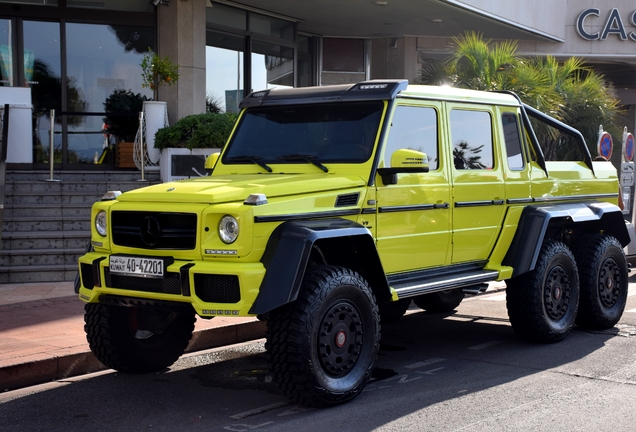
[154,112,238,150]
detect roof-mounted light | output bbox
[359,84,388,90]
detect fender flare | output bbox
[503,201,630,278]
[249,218,390,315]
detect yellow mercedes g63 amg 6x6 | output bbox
[78,80,629,406]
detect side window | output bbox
[502,112,525,170]
[450,110,493,170]
[384,105,438,170]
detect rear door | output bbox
[446,104,506,263]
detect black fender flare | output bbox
[249,218,390,315]
[503,202,629,278]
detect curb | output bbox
[0,319,266,393]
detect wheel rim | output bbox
[599,257,621,308]
[544,265,571,320]
[317,300,363,377]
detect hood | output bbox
[116,173,366,204]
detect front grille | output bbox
[194,274,240,303]
[111,211,197,250]
[105,269,182,295]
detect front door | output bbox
[375,103,452,274]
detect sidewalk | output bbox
[0,282,265,393]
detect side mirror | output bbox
[377,149,429,185]
[205,152,220,174]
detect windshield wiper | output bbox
[277,154,329,173]
[225,155,272,173]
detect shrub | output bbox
[103,89,149,142]
[154,112,238,150]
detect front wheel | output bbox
[506,239,580,343]
[574,234,628,329]
[266,266,380,406]
[84,303,195,373]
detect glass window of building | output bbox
[0,19,13,86]
[206,1,300,113]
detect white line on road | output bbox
[404,358,445,369]
[468,341,503,350]
[625,308,636,313]
[230,402,290,420]
[416,367,445,375]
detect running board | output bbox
[389,265,498,299]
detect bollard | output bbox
[45,109,61,182]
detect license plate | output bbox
[109,256,164,278]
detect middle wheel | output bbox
[266,265,380,406]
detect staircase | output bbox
[0,170,161,284]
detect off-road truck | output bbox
[77,80,630,406]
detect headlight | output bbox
[95,210,107,237]
[218,215,239,244]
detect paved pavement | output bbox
[0,282,265,393]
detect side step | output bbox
[389,263,498,299]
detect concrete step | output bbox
[0,263,78,283]
[2,216,90,232]
[5,192,103,206]
[5,180,160,195]
[1,230,89,250]
[0,247,85,267]
[2,204,91,218]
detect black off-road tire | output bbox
[84,303,195,373]
[414,289,465,313]
[573,234,628,330]
[506,239,580,343]
[378,298,411,323]
[266,265,380,406]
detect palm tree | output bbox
[417,32,621,155]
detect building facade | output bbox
[1,0,635,170]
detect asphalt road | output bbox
[3,277,636,432]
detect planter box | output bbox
[117,142,136,169]
[159,148,220,183]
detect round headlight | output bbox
[219,215,239,244]
[95,210,107,237]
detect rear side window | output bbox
[502,112,524,170]
[450,110,493,170]
[384,105,438,170]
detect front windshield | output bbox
[223,101,384,165]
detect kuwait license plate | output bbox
[109,256,165,278]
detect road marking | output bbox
[628,290,636,297]
[404,358,445,369]
[230,402,290,420]
[625,308,636,313]
[416,367,445,375]
[480,294,507,301]
[468,340,503,350]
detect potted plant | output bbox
[103,89,149,168]
[138,48,180,165]
[154,112,238,182]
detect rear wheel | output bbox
[84,303,195,373]
[266,266,380,406]
[574,234,628,329]
[506,239,579,343]
[414,289,464,313]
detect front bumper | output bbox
[77,252,265,318]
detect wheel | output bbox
[414,289,464,312]
[574,234,628,329]
[266,266,380,406]
[506,239,580,343]
[378,298,411,323]
[84,303,195,373]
